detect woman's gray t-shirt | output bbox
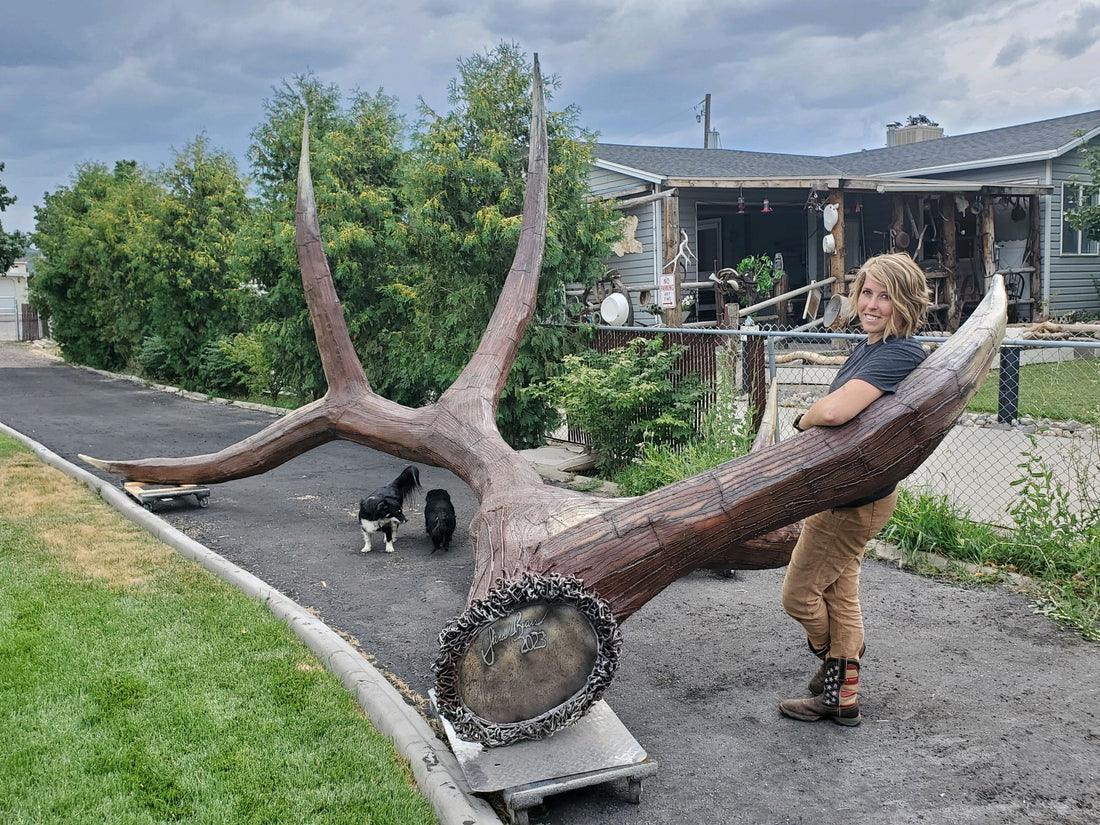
[829,336,927,506]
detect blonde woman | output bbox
[780,252,930,726]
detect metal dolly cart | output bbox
[124,481,210,511]
[433,695,658,825]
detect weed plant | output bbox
[614,398,757,496]
[884,439,1099,642]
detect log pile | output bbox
[1008,321,1100,341]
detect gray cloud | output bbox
[1041,3,1100,59]
[1,0,1097,236]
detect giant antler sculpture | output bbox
[82,56,1006,746]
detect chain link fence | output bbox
[572,325,1100,529]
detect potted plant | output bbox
[735,255,777,301]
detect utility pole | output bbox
[703,93,711,148]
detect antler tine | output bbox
[444,53,548,409]
[295,112,371,399]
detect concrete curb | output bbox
[0,420,501,825]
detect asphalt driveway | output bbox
[2,342,1099,825]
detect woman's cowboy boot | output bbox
[809,642,865,696]
[780,658,861,726]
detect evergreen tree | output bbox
[31,161,161,368]
[403,42,619,446]
[137,134,250,384]
[232,74,409,401]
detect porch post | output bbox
[980,196,996,290]
[827,190,847,294]
[663,192,683,327]
[891,196,905,246]
[1027,194,1042,320]
[939,193,961,332]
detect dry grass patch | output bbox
[0,450,173,588]
[0,453,77,517]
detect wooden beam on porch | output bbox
[938,193,961,332]
[610,188,678,210]
[1027,194,1043,320]
[663,192,683,327]
[827,190,847,293]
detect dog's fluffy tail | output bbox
[394,465,422,499]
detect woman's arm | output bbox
[796,379,883,430]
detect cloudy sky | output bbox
[3,0,1098,236]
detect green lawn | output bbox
[966,357,1100,424]
[0,435,437,825]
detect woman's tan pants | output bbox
[781,491,898,660]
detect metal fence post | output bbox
[740,319,755,393]
[997,345,1020,424]
[766,334,776,383]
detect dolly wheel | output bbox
[197,495,209,508]
[627,777,643,804]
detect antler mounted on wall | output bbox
[81,56,1007,746]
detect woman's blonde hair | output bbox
[848,253,930,338]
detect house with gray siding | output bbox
[589,109,1100,329]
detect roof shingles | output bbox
[597,109,1100,180]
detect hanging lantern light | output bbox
[737,195,746,213]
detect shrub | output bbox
[199,338,246,397]
[538,337,704,476]
[136,335,178,384]
[217,330,289,406]
[615,397,757,495]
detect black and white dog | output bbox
[359,466,421,554]
[424,488,457,553]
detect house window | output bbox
[1061,183,1099,255]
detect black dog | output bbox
[424,488,457,553]
[359,466,421,554]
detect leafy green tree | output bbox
[403,42,619,447]
[0,162,27,273]
[135,134,250,385]
[31,161,162,368]
[1067,133,1100,242]
[233,74,410,401]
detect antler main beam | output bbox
[80,55,1005,747]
